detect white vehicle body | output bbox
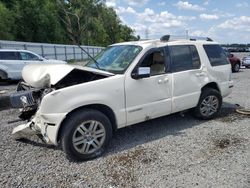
[10,37,233,160]
[0,49,67,80]
[242,56,250,67]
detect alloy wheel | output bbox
[72,120,106,154]
[200,95,219,117]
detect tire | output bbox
[193,88,222,120]
[61,109,113,161]
[232,63,240,72]
[0,70,7,80]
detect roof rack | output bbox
[160,35,213,42]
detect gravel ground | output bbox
[0,69,250,188]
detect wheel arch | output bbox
[201,82,220,93]
[57,104,117,143]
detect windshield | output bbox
[86,45,142,74]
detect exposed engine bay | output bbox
[2,65,112,121]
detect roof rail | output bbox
[160,35,213,42]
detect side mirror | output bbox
[132,67,150,79]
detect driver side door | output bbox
[125,47,172,126]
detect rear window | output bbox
[0,51,19,60]
[203,45,229,66]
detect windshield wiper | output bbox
[77,45,101,69]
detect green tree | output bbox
[0,2,14,40]
[0,0,139,46]
[13,0,67,43]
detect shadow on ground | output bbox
[105,102,245,156]
[12,102,247,157]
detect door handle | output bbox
[158,79,163,84]
[158,78,169,84]
[164,78,169,83]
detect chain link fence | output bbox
[0,40,104,61]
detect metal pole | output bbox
[64,46,67,61]
[41,45,44,57]
[54,45,57,59]
[73,46,76,60]
[80,46,83,60]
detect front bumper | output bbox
[12,111,67,145]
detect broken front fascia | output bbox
[12,109,67,145]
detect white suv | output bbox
[0,49,66,80]
[9,35,233,161]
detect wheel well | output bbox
[57,104,117,143]
[0,70,7,80]
[201,82,220,93]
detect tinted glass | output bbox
[0,52,19,60]
[170,45,201,72]
[190,45,201,69]
[203,45,229,66]
[20,52,39,60]
[170,45,192,72]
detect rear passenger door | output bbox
[169,45,205,113]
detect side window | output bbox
[0,52,19,60]
[203,45,229,66]
[170,45,200,72]
[190,45,201,69]
[20,52,39,60]
[139,49,166,76]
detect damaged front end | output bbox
[11,83,46,120]
[9,82,55,141]
[1,64,113,143]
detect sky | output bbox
[105,0,250,44]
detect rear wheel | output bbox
[232,63,240,72]
[61,109,113,161]
[193,88,222,120]
[0,70,7,80]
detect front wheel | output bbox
[61,109,113,161]
[193,88,222,120]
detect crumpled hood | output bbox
[22,64,114,88]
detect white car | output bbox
[242,55,250,68]
[6,35,233,161]
[0,49,67,80]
